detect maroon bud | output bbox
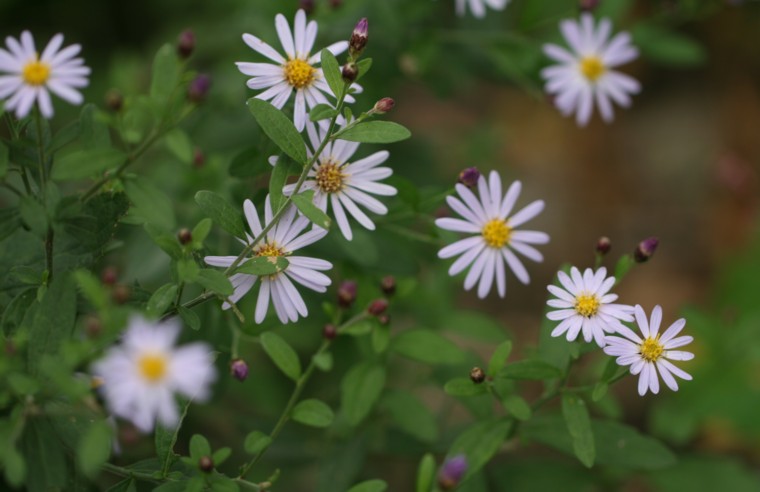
[469,367,486,384]
[105,89,123,112]
[193,148,205,168]
[177,228,192,245]
[457,167,481,188]
[329,0,343,8]
[438,455,468,491]
[101,266,119,286]
[299,0,315,14]
[368,299,388,316]
[596,236,611,256]
[349,18,368,57]
[85,316,103,338]
[579,0,600,11]
[342,63,358,83]
[177,29,195,59]
[111,285,131,305]
[373,97,395,114]
[380,276,396,297]
[230,359,249,382]
[198,455,214,472]
[634,237,659,263]
[337,280,357,308]
[187,74,211,103]
[323,324,337,340]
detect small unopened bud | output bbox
[111,285,131,305]
[105,89,123,112]
[193,148,205,168]
[230,359,249,382]
[342,63,358,83]
[457,167,480,188]
[101,266,119,286]
[177,29,195,59]
[438,455,468,491]
[337,280,357,308]
[323,324,337,340]
[373,97,395,114]
[377,314,390,325]
[634,237,659,263]
[85,316,103,338]
[579,0,600,11]
[187,74,211,103]
[349,18,368,58]
[177,228,192,245]
[299,0,315,14]
[380,276,396,297]
[198,455,214,472]
[469,367,486,384]
[329,0,343,8]
[368,299,388,316]
[596,236,611,256]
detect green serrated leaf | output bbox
[78,420,112,477]
[246,98,306,163]
[499,359,563,380]
[392,330,466,365]
[488,340,513,375]
[244,431,272,455]
[337,121,411,144]
[235,256,289,276]
[194,190,246,239]
[196,269,234,296]
[319,48,344,100]
[292,399,335,428]
[147,284,178,317]
[292,189,331,228]
[52,148,126,181]
[444,377,487,397]
[309,103,339,122]
[260,331,301,381]
[341,362,386,427]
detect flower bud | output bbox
[111,285,131,305]
[323,324,337,340]
[579,0,600,11]
[438,455,468,491]
[469,366,485,384]
[299,0,315,14]
[193,148,205,168]
[85,316,103,338]
[596,236,611,256]
[177,29,195,59]
[380,276,396,297]
[349,18,368,58]
[634,237,659,263]
[342,62,358,83]
[187,74,211,103]
[230,359,249,382]
[457,167,480,188]
[368,299,388,316]
[101,266,119,286]
[105,89,123,112]
[373,97,395,114]
[329,0,343,8]
[177,228,192,245]
[337,280,357,308]
[198,455,214,473]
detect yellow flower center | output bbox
[315,161,346,193]
[255,242,284,257]
[574,294,600,318]
[640,337,664,363]
[482,219,511,249]
[579,56,605,82]
[138,353,168,383]
[22,59,51,86]
[284,59,316,89]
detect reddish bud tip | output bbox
[337,280,358,308]
[187,74,211,103]
[323,324,337,340]
[177,228,192,245]
[177,29,195,59]
[299,0,315,14]
[111,285,131,305]
[634,236,659,263]
[193,148,205,168]
[198,455,214,472]
[380,276,396,297]
[438,455,468,491]
[349,18,369,57]
[596,236,611,256]
[373,97,395,114]
[457,167,481,188]
[230,359,249,382]
[579,0,600,11]
[101,266,119,286]
[105,89,123,112]
[368,299,389,316]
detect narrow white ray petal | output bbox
[254,280,271,323]
[435,218,481,234]
[463,249,490,291]
[242,33,286,64]
[502,248,530,284]
[649,305,663,336]
[500,180,522,218]
[508,200,545,228]
[477,250,496,298]
[448,242,486,276]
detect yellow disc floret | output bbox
[579,56,605,82]
[22,59,51,86]
[138,353,168,383]
[574,294,600,318]
[255,242,284,257]
[482,219,511,249]
[315,162,346,193]
[284,59,316,89]
[640,337,664,363]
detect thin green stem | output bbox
[102,463,162,483]
[33,108,47,192]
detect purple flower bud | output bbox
[380,276,396,297]
[596,236,611,256]
[349,18,368,57]
[368,299,388,316]
[230,358,249,382]
[187,74,211,103]
[438,455,468,490]
[373,97,395,114]
[337,280,358,308]
[323,324,337,340]
[342,63,358,83]
[634,237,659,263]
[177,29,195,59]
[457,167,480,188]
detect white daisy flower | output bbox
[236,9,361,131]
[541,13,640,126]
[456,0,509,18]
[0,31,90,119]
[436,171,549,298]
[204,197,332,324]
[604,305,694,396]
[272,121,397,241]
[91,315,216,433]
[546,266,634,347]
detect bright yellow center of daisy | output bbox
[579,56,605,82]
[640,337,664,363]
[315,162,346,193]
[255,242,284,257]
[482,219,511,248]
[138,353,168,383]
[574,294,600,318]
[22,59,51,86]
[284,59,316,89]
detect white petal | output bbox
[242,33,286,64]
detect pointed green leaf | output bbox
[189,434,211,460]
[341,362,386,426]
[337,121,411,144]
[416,453,435,492]
[502,394,532,421]
[165,129,193,164]
[234,256,289,276]
[147,283,178,317]
[347,480,387,492]
[247,98,306,163]
[194,190,246,239]
[191,218,213,246]
[178,306,201,331]
[447,418,512,479]
[196,269,234,297]
[562,393,595,468]
[292,189,331,229]
[77,420,112,477]
[319,48,344,101]
[28,273,76,374]
[444,377,487,397]
[150,44,179,99]
[498,359,563,380]
[382,390,438,442]
[355,58,372,82]
[19,195,48,236]
[268,153,291,211]
[260,331,301,381]
[0,141,8,178]
[487,340,513,375]
[124,179,176,230]
[292,399,334,428]
[243,431,271,455]
[309,104,339,122]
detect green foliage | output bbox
[293,190,332,229]
[260,331,302,381]
[391,330,466,364]
[246,98,307,163]
[561,394,595,468]
[347,479,388,492]
[291,399,335,428]
[320,49,345,101]
[194,190,247,238]
[337,121,412,144]
[340,362,386,426]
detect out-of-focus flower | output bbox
[204,197,332,324]
[546,266,633,347]
[230,358,249,382]
[92,316,216,433]
[436,171,549,298]
[456,0,509,18]
[604,305,694,396]
[0,31,90,118]
[541,14,640,126]
[457,167,480,188]
[438,454,468,490]
[634,236,659,263]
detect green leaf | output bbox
[235,256,289,276]
[319,48,344,101]
[20,418,68,489]
[592,357,621,401]
[77,420,112,477]
[342,318,374,336]
[20,195,48,237]
[150,44,179,98]
[313,351,333,372]
[246,98,306,163]
[0,206,22,242]
[178,306,201,331]
[501,394,531,421]
[338,121,411,144]
[633,23,707,67]
[212,447,232,466]
[382,390,438,442]
[371,324,390,353]
[443,310,508,342]
[52,147,126,181]
[292,189,331,229]
[444,377,488,397]
[106,478,137,492]
[147,283,178,317]
[268,153,291,212]
[291,399,334,428]
[448,419,513,479]
[124,179,176,230]
[488,340,513,375]
[416,453,436,492]
[156,399,192,476]
[562,394,595,467]
[355,58,373,82]
[144,224,183,259]
[78,103,111,149]
[27,273,76,374]
[74,270,109,310]
[499,359,563,380]
[196,269,234,297]
[194,190,246,239]
[347,479,387,492]
[392,330,466,365]
[614,254,635,284]
[341,362,386,426]
[260,331,302,381]
[191,218,213,246]
[0,140,8,178]
[309,103,339,122]
[190,434,211,459]
[165,129,193,164]
[244,431,272,455]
